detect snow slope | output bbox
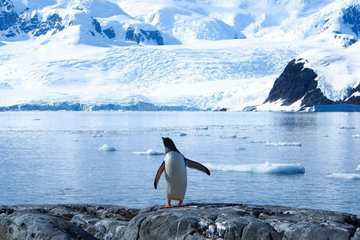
[0,0,360,111]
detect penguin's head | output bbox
[162,137,179,153]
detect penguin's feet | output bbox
[174,200,183,207]
[163,200,171,208]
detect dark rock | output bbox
[264,58,360,110]
[33,13,64,37]
[346,83,360,105]
[301,88,334,108]
[342,5,360,37]
[125,27,164,45]
[20,15,39,33]
[0,210,96,239]
[92,18,102,34]
[0,0,18,31]
[264,59,319,106]
[0,204,359,240]
[103,27,115,39]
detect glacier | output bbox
[0,0,360,111]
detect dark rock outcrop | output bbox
[0,204,359,240]
[264,58,360,110]
[125,27,164,45]
[0,0,18,31]
[343,5,360,37]
[265,58,325,106]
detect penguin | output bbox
[154,137,210,208]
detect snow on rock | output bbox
[260,44,360,111]
[132,149,164,155]
[353,134,360,138]
[98,144,116,152]
[327,173,360,180]
[204,162,305,175]
[299,45,360,102]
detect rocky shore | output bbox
[0,204,359,240]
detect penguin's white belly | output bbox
[164,151,187,200]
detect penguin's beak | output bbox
[162,137,165,141]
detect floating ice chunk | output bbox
[204,162,305,174]
[327,173,360,180]
[235,147,246,151]
[220,135,237,139]
[178,133,187,136]
[132,149,164,155]
[340,126,355,130]
[352,134,360,138]
[356,165,360,172]
[195,127,208,130]
[265,141,302,147]
[248,140,267,143]
[33,118,40,120]
[98,144,116,152]
[237,136,249,139]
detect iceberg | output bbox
[132,149,164,155]
[265,141,302,147]
[204,162,305,175]
[327,173,360,180]
[98,144,116,152]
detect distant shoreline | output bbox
[1,102,360,112]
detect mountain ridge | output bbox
[1,0,360,111]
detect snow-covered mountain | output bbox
[0,0,360,111]
[259,41,360,111]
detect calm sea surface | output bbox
[0,112,359,214]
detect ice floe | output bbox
[339,126,355,130]
[248,140,267,143]
[220,135,237,139]
[92,134,103,138]
[352,134,360,138]
[237,136,249,139]
[327,173,360,180]
[132,149,164,155]
[356,165,360,172]
[248,140,301,146]
[98,144,116,152]
[265,141,302,147]
[204,162,305,174]
[235,147,246,151]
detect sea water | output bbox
[0,111,359,214]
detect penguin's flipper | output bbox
[185,158,210,175]
[154,161,165,189]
